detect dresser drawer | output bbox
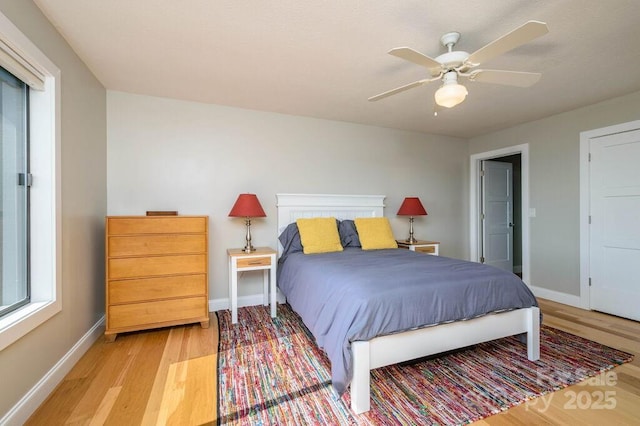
[108,296,207,330]
[107,217,206,235]
[108,274,206,304]
[415,245,436,254]
[108,254,206,279]
[108,234,206,257]
[236,256,272,268]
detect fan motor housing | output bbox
[434,51,469,71]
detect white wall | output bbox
[469,90,640,300]
[0,0,106,420]
[107,91,468,303]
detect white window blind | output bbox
[0,37,45,90]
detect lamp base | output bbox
[405,216,419,245]
[242,218,256,253]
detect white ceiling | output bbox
[34,0,640,139]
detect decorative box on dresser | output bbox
[105,215,210,341]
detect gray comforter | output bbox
[277,248,538,396]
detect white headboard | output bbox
[276,193,386,255]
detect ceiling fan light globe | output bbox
[435,82,468,108]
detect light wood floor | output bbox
[26,299,640,425]
[26,313,219,426]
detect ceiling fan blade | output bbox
[467,21,548,66]
[467,69,541,87]
[388,47,442,72]
[368,79,430,101]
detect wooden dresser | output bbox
[105,216,210,341]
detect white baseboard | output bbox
[1,316,105,426]
[529,285,582,308]
[209,291,287,313]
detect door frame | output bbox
[579,119,640,309]
[470,144,530,285]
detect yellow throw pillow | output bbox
[354,217,398,250]
[296,217,343,254]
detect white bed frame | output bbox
[276,193,540,414]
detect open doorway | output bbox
[470,144,530,285]
[484,155,522,276]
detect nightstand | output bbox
[396,240,440,255]
[227,247,277,324]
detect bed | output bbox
[276,193,540,414]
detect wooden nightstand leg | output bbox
[200,319,210,329]
[104,333,117,343]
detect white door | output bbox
[589,129,640,321]
[481,160,514,271]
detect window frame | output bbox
[0,67,30,317]
[0,11,62,352]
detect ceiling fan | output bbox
[369,21,549,110]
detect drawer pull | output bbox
[248,261,264,265]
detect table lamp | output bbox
[397,197,428,244]
[228,193,266,253]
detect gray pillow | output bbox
[338,219,361,248]
[278,222,303,259]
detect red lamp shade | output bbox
[228,194,266,218]
[397,197,428,216]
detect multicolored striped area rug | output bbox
[216,305,632,425]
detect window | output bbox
[1,66,30,318]
[0,10,61,351]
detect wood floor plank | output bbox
[104,329,169,425]
[89,386,122,426]
[156,354,216,425]
[23,377,90,424]
[141,327,188,426]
